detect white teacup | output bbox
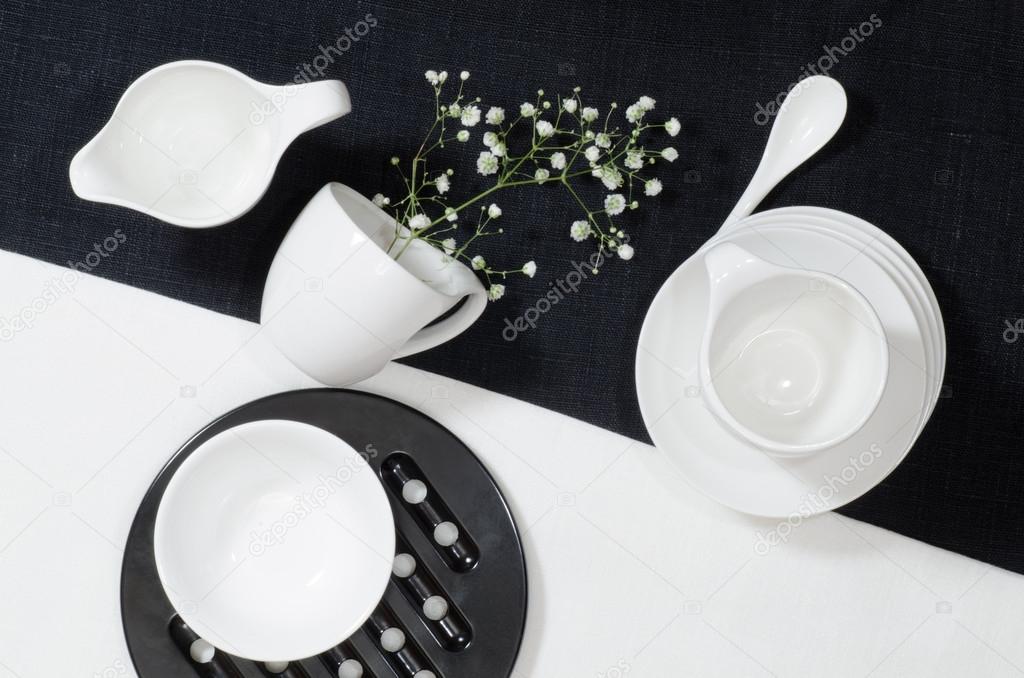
[698,243,889,457]
[261,183,488,386]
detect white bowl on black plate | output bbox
[153,419,394,663]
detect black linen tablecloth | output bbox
[1,1,1023,572]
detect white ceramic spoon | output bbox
[721,75,847,230]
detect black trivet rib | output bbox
[121,389,527,678]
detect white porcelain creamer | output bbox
[70,60,351,227]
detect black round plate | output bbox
[121,389,527,678]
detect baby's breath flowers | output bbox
[374,69,680,300]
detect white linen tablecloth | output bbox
[0,249,1021,678]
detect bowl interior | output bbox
[707,272,888,452]
[153,419,395,662]
[83,64,278,222]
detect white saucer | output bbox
[637,220,930,517]
[153,420,395,662]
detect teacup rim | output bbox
[324,182,476,300]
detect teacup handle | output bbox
[394,272,488,358]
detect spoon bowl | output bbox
[722,76,847,229]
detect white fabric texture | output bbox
[0,249,1021,678]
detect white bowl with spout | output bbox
[69,60,351,228]
[698,242,889,457]
[696,241,888,458]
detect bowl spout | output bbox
[69,121,182,210]
[704,242,780,313]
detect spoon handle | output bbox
[720,76,847,232]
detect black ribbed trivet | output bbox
[121,389,527,678]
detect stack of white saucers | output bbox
[636,206,945,517]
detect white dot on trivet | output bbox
[338,659,364,678]
[392,552,416,578]
[380,627,406,652]
[413,671,436,678]
[264,661,289,673]
[423,596,449,621]
[189,638,215,663]
[433,521,459,547]
[402,479,428,504]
